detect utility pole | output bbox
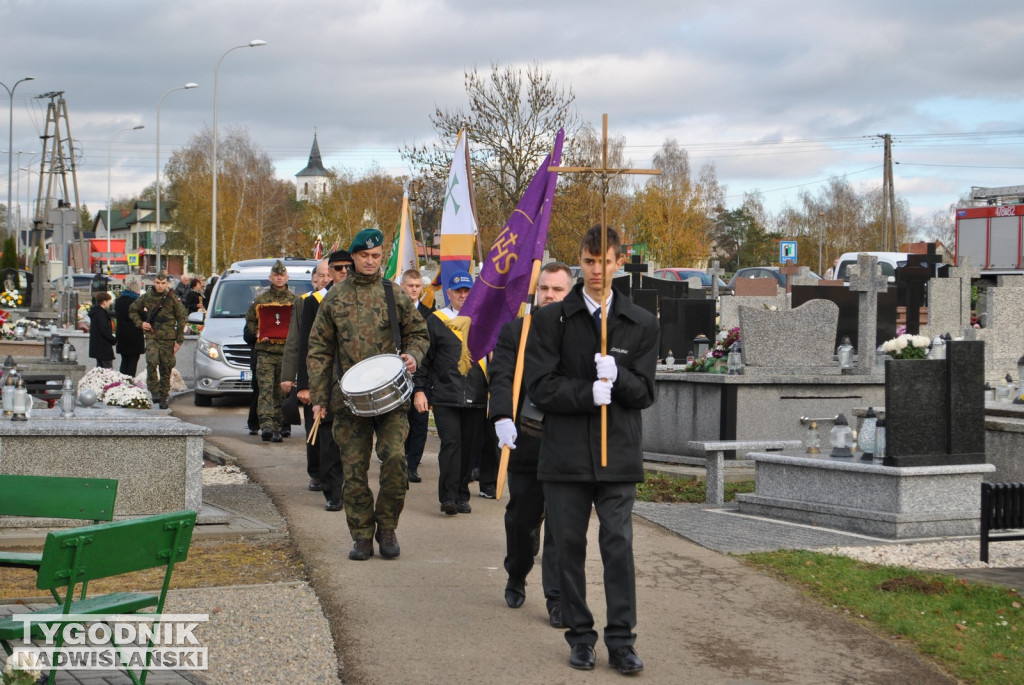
[876,133,896,251]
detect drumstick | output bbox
[306,414,321,445]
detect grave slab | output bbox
[738,299,839,374]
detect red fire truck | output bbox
[954,185,1024,274]
[87,238,130,278]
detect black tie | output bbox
[593,308,601,331]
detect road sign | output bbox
[780,240,798,264]
[127,253,139,266]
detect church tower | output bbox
[295,132,329,202]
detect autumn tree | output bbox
[401,62,579,252]
[164,126,300,271]
[629,139,725,267]
[300,165,406,254]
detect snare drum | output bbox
[339,354,413,417]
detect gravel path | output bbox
[824,539,1024,570]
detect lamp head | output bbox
[184,83,199,89]
[248,39,267,47]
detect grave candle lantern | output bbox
[2,366,17,417]
[11,378,29,421]
[829,413,855,458]
[858,407,877,461]
[727,342,743,375]
[60,376,75,419]
[805,420,821,454]
[836,337,854,369]
[693,333,711,360]
[874,418,886,464]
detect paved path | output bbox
[177,400,956,684]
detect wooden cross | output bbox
[707,260,724,300]
[549,114,661,467]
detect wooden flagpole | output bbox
[495,259,543,500]
[549,114,660,467]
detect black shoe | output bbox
[441,501,457,516]
[248,427,259,436]
[608,646,644,675]
[261,429,272,442]
[479,488,495,499]
[504,578,525,608]
[469,467,479,482]
[281,428,291,438]
[325,499,343,512]
[548,603,563,628]
[569,644,595,671]
[456,501,472,514]
[408,469,421,483]
[159,399,169,410]
[349,538,374,561]
[308,478,323,491]
[375,528,400,559]
[271,431,283,443]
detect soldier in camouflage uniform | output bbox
[128,272,188,409]
[308,228,429,561]
[245,260,299,443]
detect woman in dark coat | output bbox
[114,279,146,376]
[88,292,117,369]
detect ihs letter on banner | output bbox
[491,226,519,274]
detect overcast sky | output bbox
[3,0,1024,235]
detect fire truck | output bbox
[87,238,130,278]
[954,185,1024,275]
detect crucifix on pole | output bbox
[549,114,660,467]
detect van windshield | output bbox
[208,279,314,318]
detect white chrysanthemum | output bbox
[881,339,896,353]
[911,335,931,349]
[894,337,908,351]
[7,649,43,677]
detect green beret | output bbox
[271,259,287,275]
[155,271,169,281]
[349,228,384,254]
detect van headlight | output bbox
[198,339,221,360]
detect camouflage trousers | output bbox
[145,338,177,400]
[334,403,410,540]
[255,351,284,431]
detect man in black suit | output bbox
[400,269,432,483]
[490,261,574,628]
[526,226,659,675]
[297,250,351,510]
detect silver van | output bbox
[191,258,316,406]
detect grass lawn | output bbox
[635,471,1024,684]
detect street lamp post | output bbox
[157,82,198,275]
[107,125,145,273]
[2,76,34,245]
[817,211,826,276]
[212,39,266,274]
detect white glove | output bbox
[595,353,618,382]
[495,418,517,450]
[592,379,612,406]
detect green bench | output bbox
[0,474,119,602]
[0,510,197,685]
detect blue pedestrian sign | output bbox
[779,241,798,264]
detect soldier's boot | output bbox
[261,429,272,442]
[271,431,283,443]
[375,527,400,559]
[348,538,374,561]
[159,398,169,410]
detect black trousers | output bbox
[247,370,260,431]
[432,405,485,505]
[505,438,559,608]
[543,480,637,650]
[405,401,429,471]
[118,354,140,377]
[302,403,319,479]
[318,416,343,502]
[477,420,499,493]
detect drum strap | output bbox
[382,279,402,354]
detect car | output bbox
[727,266,822,290]
[652,268,729,291]
[834,252,911,283]
[192,257,317,406]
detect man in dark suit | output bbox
[526,226,659,675]
[113,278,146,376]
[298,250,351,510]
[490,261,574,628]
[400,268,432,483]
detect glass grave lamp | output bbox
[727,341,743,375]
[60,376,76,418]
[874,418,886,464]
[12,322,25,340]
[11,377,29,421]
[829,413,855,458]
[2,363,18,417]
[805,420,821,454]
[928,335,945,360]
[665,350,675,368]
[836,336,854,369]
[857,407,877,461]
[693,333,711,360]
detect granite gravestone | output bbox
[883,340,985,467]
[707,260,724,300]
[791,284,897,353]
[738,299,841,375]
[921,257,976,339]
[623,254,648,292]
[848,255,891,374]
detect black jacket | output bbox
[525,284,659,483]
[88,305,117,362]
[114,292,146,356]
[413,309,488,409]
[490,317,546,473]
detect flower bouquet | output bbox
[3,649,43,684]
[77,367,152,408]
[683,326,741,373]
[0,290,23,308]
[881,333,931,360]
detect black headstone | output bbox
[633,289,658,318]
[791,285,898,351]
[883,340,985,467]
[623,254,648,292]
[611,274,631,298]
[895,261,932,335]
[640,275,688,300]
[659,298,716,360]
